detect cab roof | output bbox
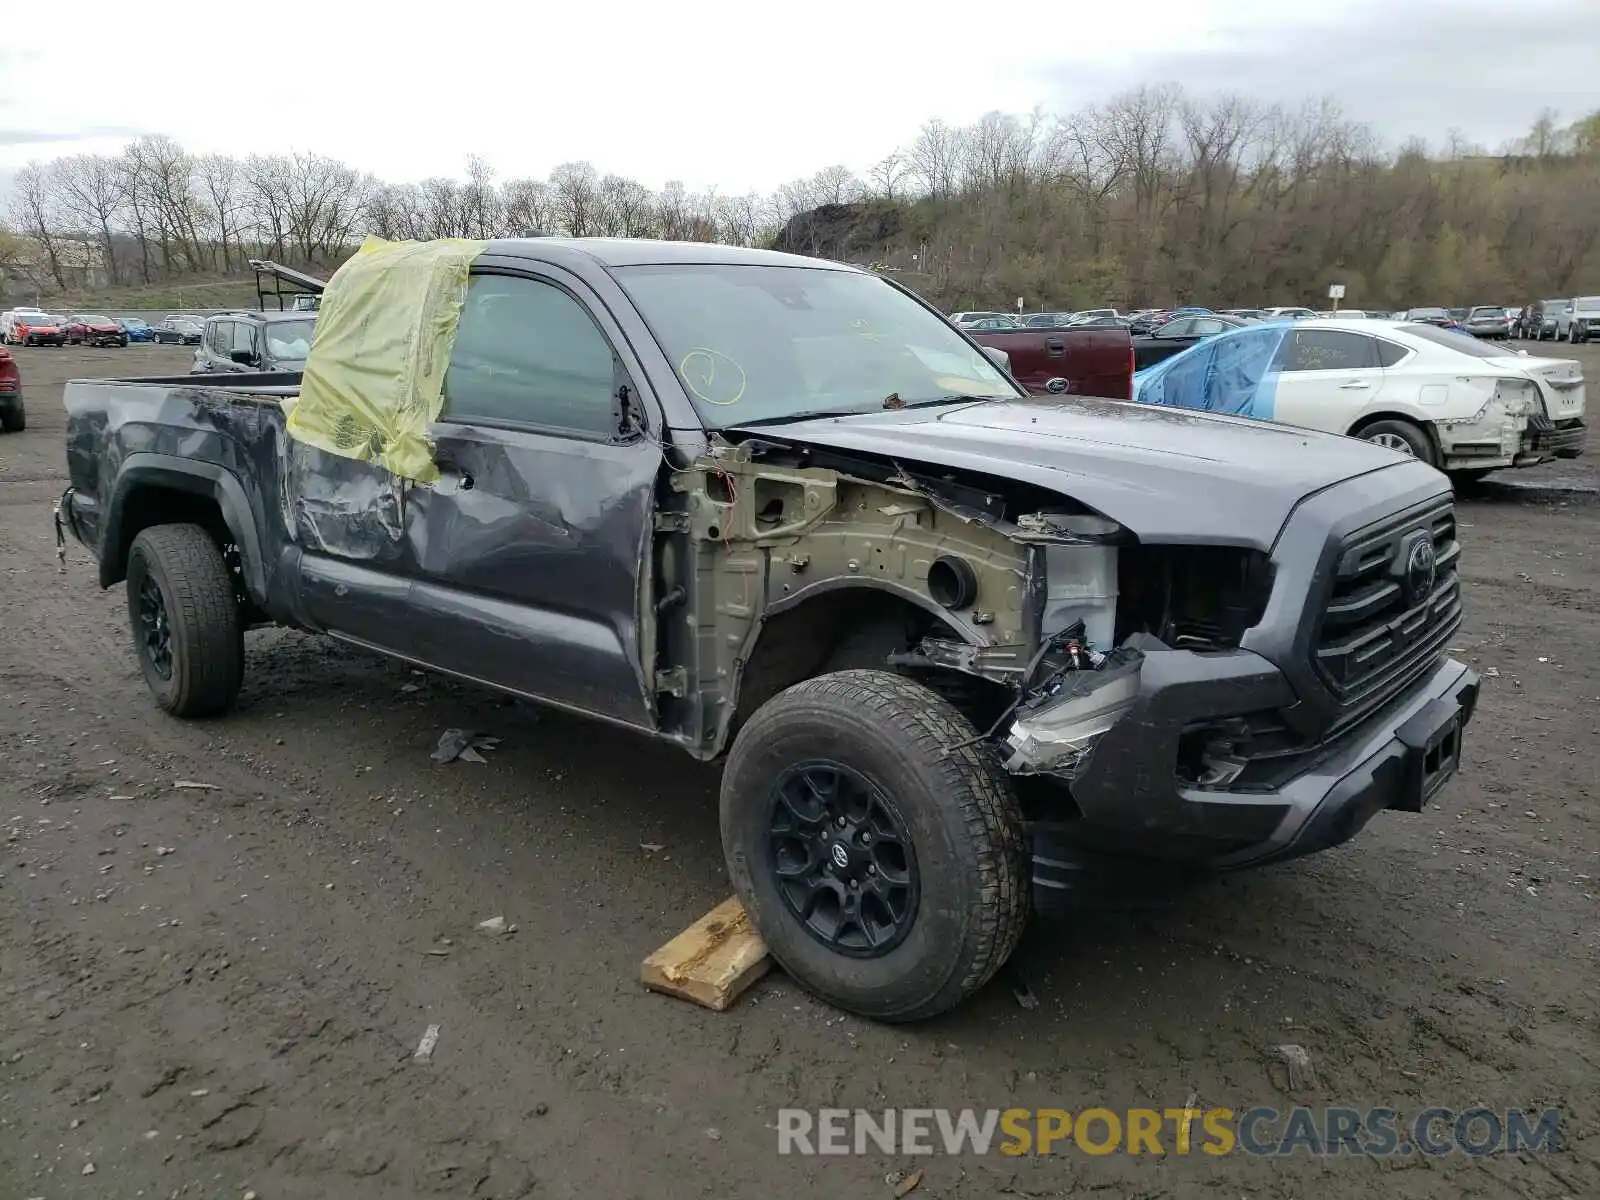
[483,237,855,272]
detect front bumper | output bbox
[1028,654,1479,905]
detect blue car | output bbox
[116,317,155,343]
[1132,320,1299,419]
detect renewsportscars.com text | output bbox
[775,1106,1563,1157]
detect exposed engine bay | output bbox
[680,434,1280,779]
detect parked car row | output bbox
[1132,317,1586,485]
[1516,297,1600,343]
[0,306,219,348]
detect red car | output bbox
[65,313,128,347]
[13,314,67,346]
[0,344,22,432]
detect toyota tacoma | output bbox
[57,237,1478,1021]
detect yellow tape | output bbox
[287,235,487,482]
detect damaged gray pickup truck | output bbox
[59,238,1479,1021]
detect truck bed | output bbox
[63,373,308,624]
[963,327,1134,400]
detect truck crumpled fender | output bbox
[287,235,486,483]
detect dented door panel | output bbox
[399,422,662,727]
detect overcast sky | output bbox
[1,0,1595,199]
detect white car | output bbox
[1263,306,1317,320]
[1133,318,1587,482]
[1,307,48,344]
[1554,296,1600,344]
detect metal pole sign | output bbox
[1328,283,1345,312]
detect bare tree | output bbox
[7,95,1599,319]
[867,153,908,201]
[8,163,66,289]
[548,161,601,236]
[194,154,241,272]
[810,165,862,206]
[501,177,552,235]
[462,154,499,239]
[905,119,965,200]
[51,155,126,284]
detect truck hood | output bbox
[731,397,1416,550]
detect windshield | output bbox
[264,319,315,362]
[612,264,1019,427]
[1575,296,1600,312]
[81,314,112,324]
[1407,307,1449,320]
[1402,324,1510,359]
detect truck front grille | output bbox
[1313,498,1461,716]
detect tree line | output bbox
[4,88,1598,310]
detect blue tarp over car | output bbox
[1132,321,1294,418]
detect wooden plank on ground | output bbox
[640,896,771,1011]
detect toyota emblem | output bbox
[1404,535,1437,604]
[830,843,850,869]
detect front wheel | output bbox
[126,524,244,717]
[720,669,1029,1021]
[0,398,24,433]
[1357,418,1437,467]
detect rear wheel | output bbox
[0,398,24,433]
[126,524,244,717]
[1356,418,1437,467]
[720,669,1029,1021]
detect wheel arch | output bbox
[715,583,984,759]
[1347,410,1442,455]
[100,454,266,602]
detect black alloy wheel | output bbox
[137,572,174,680]
[767,760,919,957]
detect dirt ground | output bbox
[2,343,1596,1200]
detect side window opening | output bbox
[1282,330,1379,371]
[442,274,620,437]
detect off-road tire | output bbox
[720,669,1029,1021]
[0,399,23,433]
[1356,418,1437,467]
[126,524,244,717]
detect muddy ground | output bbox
[2,343,1596,1200]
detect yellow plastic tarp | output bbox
[287,235,487,482]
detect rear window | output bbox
[264,320,315,362]
[1401,324,1506,358]
[1373,339,1410,367]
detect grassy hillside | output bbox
[37,275,268,313]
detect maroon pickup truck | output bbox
[964,326,1134,400]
